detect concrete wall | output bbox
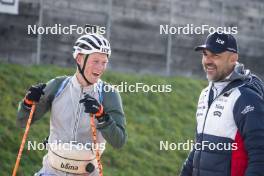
[0,0,264,78]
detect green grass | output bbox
[0,63,206,175]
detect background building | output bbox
[0,0,264,78]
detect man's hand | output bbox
[79,94,104,118]
[24,83,46,107]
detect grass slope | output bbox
[0,63,206,175]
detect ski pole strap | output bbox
[90,114,103,176]
[23,97,34,107]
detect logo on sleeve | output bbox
[241,105,255,115]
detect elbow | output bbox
[111,132,127,149]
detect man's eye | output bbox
[202,51,207,56]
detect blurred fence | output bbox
[0,0,264,78]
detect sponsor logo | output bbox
[196,112,204,117]
[61,163,78,170]
[216,97,228,102]
[241,105,255,115]
[197,105,206,110]
[215,104,224,110]
[213,111,222,117]
[101,48,110,53]
[216,38,225,44]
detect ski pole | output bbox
[90,113,103,176]
[12,103,36,176]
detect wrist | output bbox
[95,105,104,118]
[96,113,110,123]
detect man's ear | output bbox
[76,54,83,65]
[230,53,238,64]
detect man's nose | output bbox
[204,56,213,64]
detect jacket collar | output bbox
[207,62,264,100]
[71,74,102,93]
[209,62,251,96]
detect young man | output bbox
[17,33,127,175]
[180,32,264,176]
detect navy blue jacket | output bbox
[180,70,264,176]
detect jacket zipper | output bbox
[197,87,233,176]
[197,99,211,176]
[72,87,83,141]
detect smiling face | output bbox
[202,49,238,81]
[76,52,108,86]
